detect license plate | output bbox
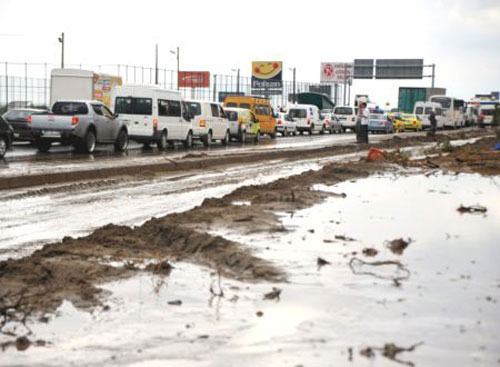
[14,133,20,138]
[43,130,61,138]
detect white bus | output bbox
[429,95,465,129]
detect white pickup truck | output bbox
[29,100,129,153]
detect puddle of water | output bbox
[2,171,499,366]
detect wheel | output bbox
[320,126,325,135]
[293,130,297,136]
[36,140,52,153]
[299,130,304,135]
[114,129,129,152]
[81,129,97,153]
[283,128,287,136]
[156,130,168,150]
[202,131,212,147]
[238,130,245,143]
[310,124,314,135]
[270,130,277,139]
[0,136,7,158]
[221,130,230,145]
[183,131,193,148]
[342,127,346,133]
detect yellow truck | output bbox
[223,96,277,138]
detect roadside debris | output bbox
[366,148,387,162]
[362,248,379,257]
[457,205,487,214]
[386,238,412,255]
[263,287,282,301]
[335,235,356,242]
[359,342,423,366]
[317,257,331,267]
[349,258,411,286]
[167,300,182,306]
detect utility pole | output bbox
[289,67,296,104]
[155,44,158,85]
[431,63,435,88]
[236,69,240,94]
[170,47,180,90]
[58,32,64,69]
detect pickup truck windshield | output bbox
[52,102,89,115]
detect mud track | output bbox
[0,129,490,190]
[0,129,498,322]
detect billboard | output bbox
[354,59,374,79]
[92,73,122,107]
[218,91,245,103]
[375,59,424,79]
[178,71,210,88]
[251,61,283,93]
[320,62,353,84]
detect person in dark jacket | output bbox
[429,110,437,135]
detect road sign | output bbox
[354,59,374,79]
[320,62,353,84]
[375,59,424,79]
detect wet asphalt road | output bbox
[0,130,425,178]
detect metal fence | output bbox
[0,62,341,110]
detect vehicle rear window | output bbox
[115,97,152,115]
[239,103,251,110]
[187,102,201,116]
[226,111,238,121]
[415,107,424,114]
[52,102,89,115]
[424,107,433,115]
[289,109,307,118]
[158,99,181,117]
[334,107,353,115]
[256,104,270,116]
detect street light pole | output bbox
[58,32,64,69]
[289,67,296,104]
[170,47,180,90]
[232,69,240,93]
[155,44,158,85]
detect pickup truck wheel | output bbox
[36,140,52,153]
[83,130,96,153]
[202,131,212,147]
[156,130,168,150]
[114,129,129,152]
[0,136,7,158]
[183,131,193,148]
[221,130,230,145]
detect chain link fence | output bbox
[0,62,341,111]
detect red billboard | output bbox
[178,71,210,88]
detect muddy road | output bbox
[1,129,499,366]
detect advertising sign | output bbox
[178,71,210,88]
[320,62,353,84]
[93,73,122,107]
[251,61,283,93]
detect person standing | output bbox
[359,102,370,143]
[429,109,437,135]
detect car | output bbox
[29,100,129,153]
[321,113,342,134]
[276,112,297,136]
[0,116,14,158]
[400,114,423,131]
[288,104,322,135]
[112,85,194,149]
[478,105,496,127]
[223,107,260,142]
[368,113,394,134]
[413,102,444,130]
[333,105,358,132]
[186,100,230,146]
[2,108,47,141]
[223,96,277,139]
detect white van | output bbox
[288,104,321,135]
[479,105,496,126]
[333,105,358,132]
[186,100,230,146]
[413,101,444,129]
[111,85,194,149]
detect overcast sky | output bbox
[0,0,499,107]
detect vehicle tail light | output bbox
[200,119,206,127]
[278,120,282,125]
[71,116,79,125]
[307,119,310,125]
[27,115,32,125]
[153,119,158,129]
[352,117,355,122]
[382,121,386,125]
